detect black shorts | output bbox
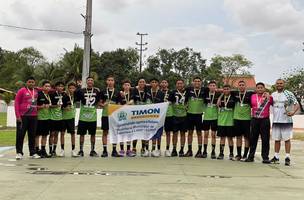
[36,120,50,136]
[164,117,174,133]
[77,120,97,135]
[234,120,251,138]
[202,120,218,131]
[101,116,109,131]
[173,117,188,133]
[187,113,203,131]
[217,126,235,137]
[63,119,75,134]
[49,120,64,132]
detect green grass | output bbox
[0,130,15,147]
[293,132,304,141]
[0,112,7,127]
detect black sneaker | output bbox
[202,151,207,158]
[185,150,193,157]
[171,149,178,157]
[234,155,242,161]
[195,151,203,158]
[217,153,224,160]
[40,150,49,158]
[211,151,216,159]
[89,150,98,157]
[179,150,185,157]
[101,151,108,158]
[111,150,122,157]
[262,159,271,164]
[229,154,234,161]
[78,150,84,157]
[244,157,254,162]
[51,151,57,157]
[36,149,42,156]
[285,157,290,166]
[270,156,280,164]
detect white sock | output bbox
[286,153,290,158]
[274,152,279,159]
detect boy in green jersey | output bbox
[202,81,221,159]
[169,79,188,157]
[216,85,237,160]
[100,76,121,158]
[62,82,78,157]
[232,80,254,161]
[75,77,101,157]
[160,80,174,157]
[185,77,207,158]
[36,80,52,158]
[49,81,65,157]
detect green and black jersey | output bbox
[75,87,100,122]
[217,94,237,126]
[232,91,254,121]
[49,91,64,121]
[169,89,188,117]
[100,88,121,117]
[37,91,51,121]
[62,92,76,120]
[162,89,173,117]
[203,91,221,120]
[186,87,207,114]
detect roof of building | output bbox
[223,75,256,89]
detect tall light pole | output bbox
[135,32,148,72]
[81,0,93,88]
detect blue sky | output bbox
[0,0,303,84]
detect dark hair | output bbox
[26,76,35,81]
[238,80,246,84]
[42,80,50,86]
[161,79,168,83]
[256,82,265,87]
[223,84,231,88]
[55,81,65,87]
[176,79,184,83]
[150,78,159,83]
[106,75,115,80]
[122,79,131,84]
[86,76,94,80]
[193,76,202,81]
[68,82,77,87]
[137,77,145,83]
[208,80,217,85]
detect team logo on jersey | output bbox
[117,111,127,121]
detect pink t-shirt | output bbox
[14,87,38,118]
[251,94,273,119]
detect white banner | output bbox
[109,102,169,144]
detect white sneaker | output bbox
[143,150,150,157]
[16,153,23,160]
[58,149,65,157]
[71,150,79,157]
[165,150,171,157]
[157,150,162,157]
[31,154,41,159]
[151,150,160,157]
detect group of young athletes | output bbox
[14,76,300,166]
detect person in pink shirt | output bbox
[245,82,273,164]
[14,77,40,160]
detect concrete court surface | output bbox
[0,135,304,200]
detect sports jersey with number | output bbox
[203,91,221,120]
[186,87,206,114]
[162,90,173,117]
[62,92,76,120]
[169,89,188,117]
[218,94,236,126]
[100,88,121,117]
[37,91,51,120]
[49,91,63,121]
[75,87,100,122]
[232,91,254,120]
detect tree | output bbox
[282,68,304,97]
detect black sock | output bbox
[152,144,156,151]
[229,145,234,155]
[212,144,216,152]
[91,142,95,151]
[113,144,117,151]
[237,146,242,156]
[61,144,64,150]
[198,144,202,152]
[243,147,249,157]
[103,145,107,152]
[166,145,169,150]
[173,145,177,151]
[80,142,84,151]
[53,145,57,152]
[157,144,161,150]
[188,144,192,151]
[72,144,75,150]
[133,140,137,149]
[41,146,46,151]
[49,145,52,153]
[127,144,131,151]
[180,145,184,152]
[35,147,39,152]
[146,142,149,150]
[120,144,124,151]
[203,144,207,152]
[220,144,224,155]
